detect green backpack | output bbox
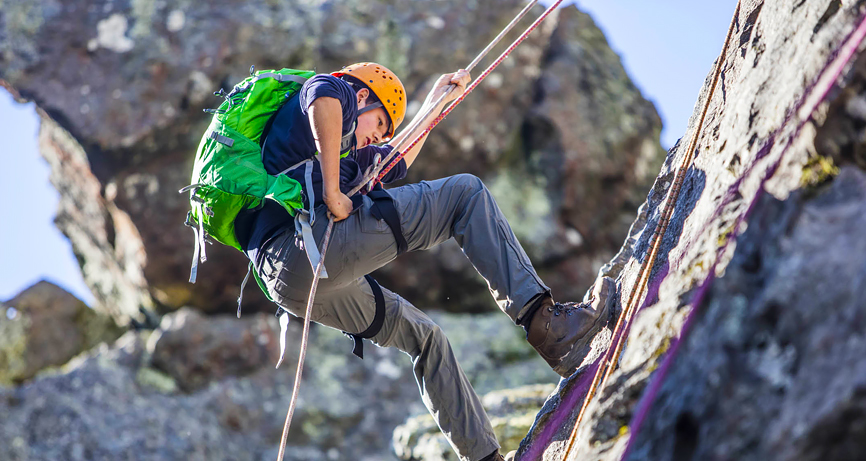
[182,67,358,307]
[180,66,325,304]
[181,67,385,363]
[184,68,313,245]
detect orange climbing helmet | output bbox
[332,62,406,140]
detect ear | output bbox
[356,88,370,107]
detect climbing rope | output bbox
[275,219,333,461]
[561,2,742,459]
[621,10,866,459]
[361,0,543,174]
[275,1,568,458]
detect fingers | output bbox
[437,69,470,103]
[324,192,352,222]
[426,70,472,105]
[330,211,348,222]
[450,69,471,87]
[435,70,470,89]
[329,205,350,222]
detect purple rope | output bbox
[524,360,602,461]
[622,12,866,460]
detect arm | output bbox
[308,96,352,221]
[389,69,471,168]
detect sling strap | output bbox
[345,275,387,359]
[367,185,408,255]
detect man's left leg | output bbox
[379,174,617,377]
[326,173,615,377]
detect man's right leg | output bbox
[262,173,550,322]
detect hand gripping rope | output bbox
[275,1,568,459]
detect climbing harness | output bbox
[368,185,409,255]
[275,0,566,459]
[348,275,388,359]
[561,3,742,458]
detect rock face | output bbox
[0,281,121,385]
[628,167,866,461]
[0,309,558,461]
[515,1,866,460]
[0,0,663,322]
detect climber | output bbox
[231,62,617,461]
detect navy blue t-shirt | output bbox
[235,74,408,266]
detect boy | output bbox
[234,62,616,461]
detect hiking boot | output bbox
[526,276,617,378]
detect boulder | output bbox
[0,308,558,460]
[0,280,122,386]
[148,308,280,391]
[393,384,556,461]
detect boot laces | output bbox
[548,296,597,316]
[548,302,578,316]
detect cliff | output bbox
[516,1,866,460]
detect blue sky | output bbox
[0,0,737,303]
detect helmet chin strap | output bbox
[357,101,383,115]
[356,101,391,142]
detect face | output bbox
[355,88,391,148]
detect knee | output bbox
[453,173,486,195]
[416,322,449,359]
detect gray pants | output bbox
[258,174,549,461]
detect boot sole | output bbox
[553,277,617,378]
